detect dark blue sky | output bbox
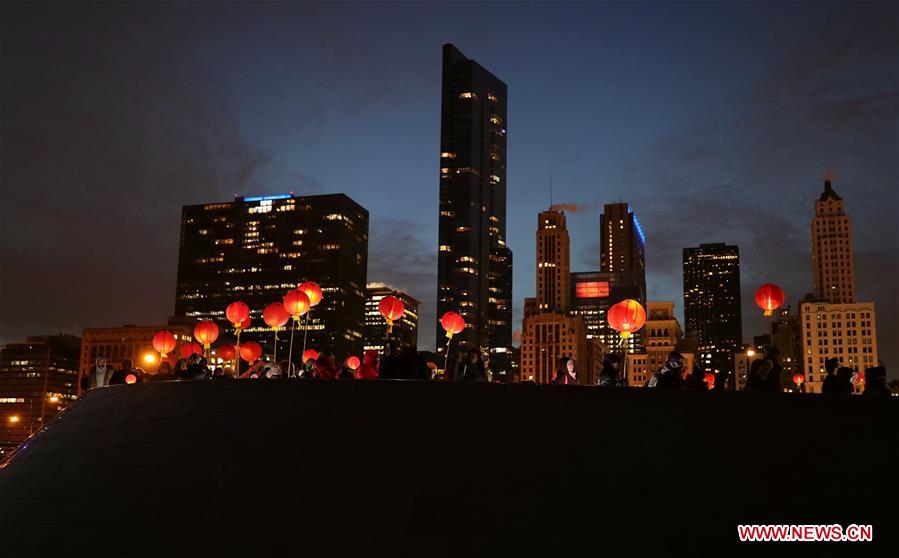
[2,1,896,369]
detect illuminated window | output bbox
[215,238,234,245]
[440,152,456,159]
[487,93,497,102]
[455,226,470,233]
[325,213,346,221]
[439,245,452,252]
[440,211,455,217]
[321,243,340,250]
[575,282,610,298]
[458,92,476,99]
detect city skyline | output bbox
[1,1,896,371]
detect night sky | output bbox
[2,2,897,371]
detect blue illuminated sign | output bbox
[243,194,292,202]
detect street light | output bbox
[8,415,20,424]
[49,395,59,403]
[747,349,755,358]
[143,353,158,365]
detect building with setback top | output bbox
[436,43,513,375]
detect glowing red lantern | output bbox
[755,283,785,317]
[607,299,646,338]
[302,349,319,363]
[263,302,290,331]
[440,311,466,339]
[240,341,263,363]
[283,289,311,319]
[226,301,251,329]
[152,331,176,358]
[345,356,361,370]
[217,344,236,361]
[180,342,203,359]
[194,320,219,349]
[854,370,865,385]
[239,316,252,330]
[704,372,715,389]
[125,374,137,384]
[793,373,805,386]
[298,281,323,307]
[379,295,405,332]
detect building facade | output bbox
[436,43,513,375]
[569,271,642,356]
[768,306,802,381]
[364,285,420,353]
[625,302,694,386]
[799,301,878,394]
[520,210,594,384]
[812,180,855,304]
[1,335,81,455]
[78,322,195,394]
[175,193,369,361]
[683,243,743,376]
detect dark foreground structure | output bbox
[0,381,895,556]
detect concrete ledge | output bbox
[0,380,895,556]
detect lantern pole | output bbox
[272,329,279,364]
[444,336,452,380]
[287,318,297,377]
[301,309,312,363]
[234,328,242,378]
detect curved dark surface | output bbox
[0,380,895,556]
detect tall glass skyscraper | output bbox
[436,44,512,374]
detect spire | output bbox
[818,179,842,202]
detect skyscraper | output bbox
[520,210,591,384]
[812,180,855,303]
[175,193,369,360]
[801,181,877,393]
[436,43,512,374]
[599,203,646,349]
[683,243,743,374]
[569,271,642,356]
[364,284,419,353]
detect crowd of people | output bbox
[81,343,891,398]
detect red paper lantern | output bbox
[125,374,138,384]
[240,316,252,330]
[283,289,311,318]
[440,311,466,339]
[302,349,319,363]
[298,281,323,307]
[152,331,176,358]
[704,372,715,389]
[180,342,203,359]
[379,295,405,332]
[263,302,290,330]
[793,373,805,386]
[345,356,361,370]
[754,283,785,317]
[607,299,646,338]
[194,320,219,349]
[240,341,263,363]
[854,370,865,385]
[217,344,236,361]
[226,301,251,328]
